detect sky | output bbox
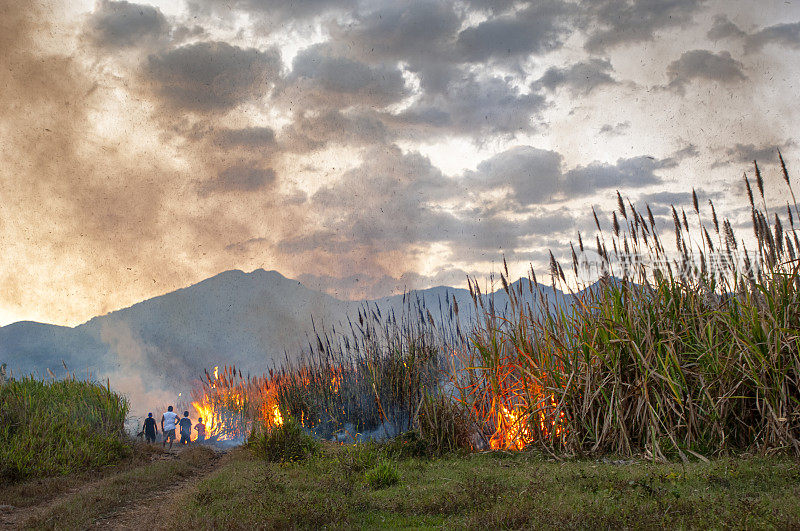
[1,0,799,327]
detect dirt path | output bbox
[0,444,228,529]
[93,448,227,530]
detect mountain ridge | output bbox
[0,268,571,415]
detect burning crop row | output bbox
[193,156,800,458]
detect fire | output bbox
[486,394,568,450]
[191,365,289,442]
[271,404,283,427]
[490,406,530,450]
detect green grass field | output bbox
[174,443,800,529]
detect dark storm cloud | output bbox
[147,41,282,111]
[664,50,746,94]
[395,73,546,137]
[287,44,407,106]
[199,165,276,195]
[536,58,618,95]
[582,0,707,53]
[456,1,575,62]
[86,0,169,48]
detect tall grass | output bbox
[0,375,130,482]
[210,154,798,460]
[200,297,462,445]
[273,297,459,440]
[456,156,800,459]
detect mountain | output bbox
[0,269,572,414]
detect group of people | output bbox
[141,406,207,449]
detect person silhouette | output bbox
[179,411,193,445]
[143,412,158,444]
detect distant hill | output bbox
[0,269,573,414]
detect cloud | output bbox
[186,0,355,30]
[746,22,800,52]
[660,144,700,168]
[199,165,276,195]
[711,141,796,168]
[707,15,747,41]
[0,0,224,325]
[85,0,170,49]
[599,121,631,136]
[664,49,746,94]
[706,16,800,53]
[536,58,617,95]
[465,147,665,206]
[278,144,582,290]
[330,1,462,65]
[456,1,575,62]
[286,44,407,107]
[280,109,389,152]
[564,156,664,196]
[213,127,277,149]
[583,0,707,53]
[146,41,282,111]
[296,267,471,301]
[395,72,547,137]
[465,146,563,205]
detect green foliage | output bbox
[364,459,400,489]
[337,440,383,472]
[416,394,473,456]
[381,431,429,459]
[247,418,321,462]
[0,376,130,482]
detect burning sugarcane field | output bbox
[4,0,800,527]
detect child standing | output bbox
[194,417,207,442]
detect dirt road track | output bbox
[0,444,227,530]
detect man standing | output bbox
[161,406,179,449]
[143,412,158,444]
[179,411,193,445]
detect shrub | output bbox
[338,441,382,473]
[364,460,400,489]
[382,430,429,459]
[247,418,320,462]
[0,376,130,482]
